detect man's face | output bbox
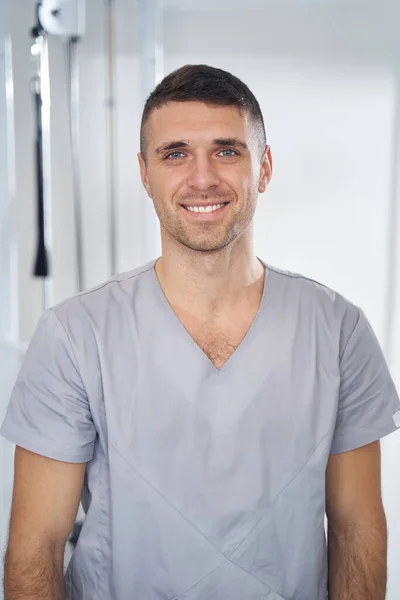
[138,101,272,253]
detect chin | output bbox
[180,237,234,253]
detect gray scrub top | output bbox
[2,259,400,600]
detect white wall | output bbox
[1,0,400,597]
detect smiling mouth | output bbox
[183,203,227,214]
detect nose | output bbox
[186,154,220,191]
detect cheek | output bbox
[226,164,256,196]
[236,175,254,199]
[149,169,183,203]
[241,179,260,208]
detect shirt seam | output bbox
[49,309,90,401]
[331,415,399,438]
[50,308,107,417]
[170,563,225,600]
[228,429,330,559]
[52,261,156,311]
[338,308,362,365]
[94,444,108,598]
[0,420,94,461]
[265,263,334,290]
[109,432,329,595]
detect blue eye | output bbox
[219,149,238,157]
[167,152,184,160]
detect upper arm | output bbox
[327,307,399,526]
[0,308,97,568]
[0,309,97,463]
[326,440,385,528]
[7,446,86,560]
[330,307,400,455]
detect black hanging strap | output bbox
[31,3,49,278]
[33,83,48,277]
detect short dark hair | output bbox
[140,64,267,161]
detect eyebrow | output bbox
[213,138,249,151]
[154,137,249,155]
[155,140,190,154]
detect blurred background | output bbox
[1,0,400,597]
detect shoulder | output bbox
[49,259,157,329]
[264,262,361,344]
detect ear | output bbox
[258,146,273,194]
[137,153,153,198]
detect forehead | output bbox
[146,101,253,148]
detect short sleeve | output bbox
[330,308,400,454]
[0,309,97,463]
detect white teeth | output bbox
[186,203,225,213]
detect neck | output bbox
[155,229,264,315]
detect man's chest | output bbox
[180,322,251,370]
[96,319,339,498]
[93,298,340,457]
[171,306,260,370]
[87,300,341,568]
[93,331,336,571]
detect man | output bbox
[1,64,400,600]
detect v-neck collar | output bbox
[150,258,270,374]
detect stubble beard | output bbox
[155,194,257,253]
